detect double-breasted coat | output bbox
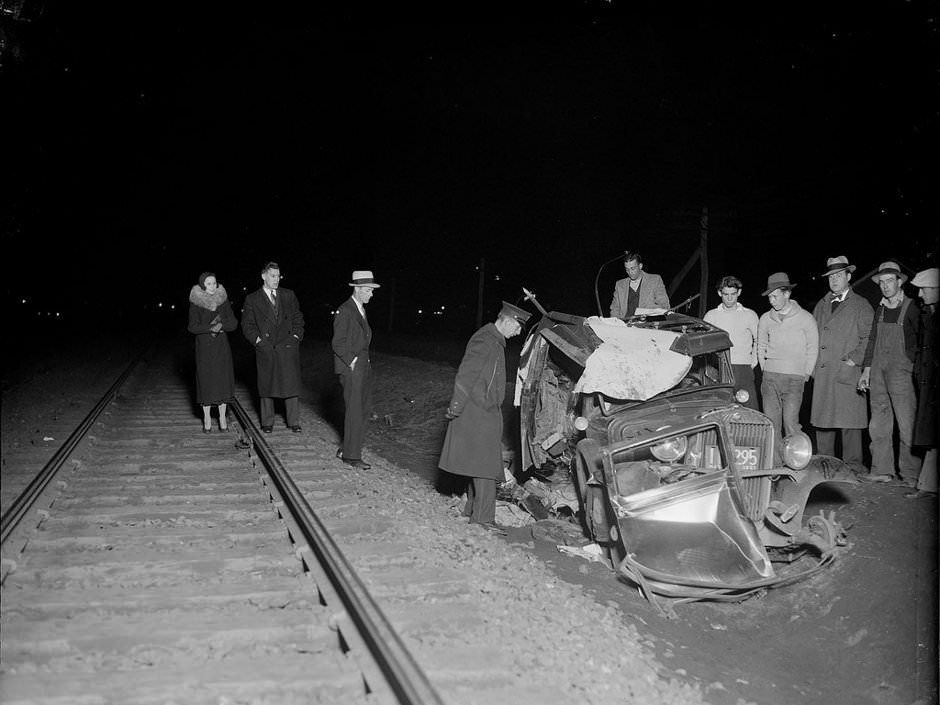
[187,284,237,405]
[439,323,507,481]
[811,289,874,428]
[241,287,305,398]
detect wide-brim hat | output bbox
[762,272,796,296]
[911,267,939,288]
[821,255,856,277]
[499,301,532,325]
[871,261,908,285]
[349,270,381,287]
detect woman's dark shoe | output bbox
[202,425,211,434]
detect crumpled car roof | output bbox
[518,311,733,403]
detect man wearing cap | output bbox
[857,262,923,484]
[332,271,380,469]
[610,251,670,319]
[757,273,819,452]
[241,261,306,433]
[439,301,532,532]
[810,256,874,473]
[909,267,938,497]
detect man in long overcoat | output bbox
[439,301,531,531]
[241,261,305,432]
[909,267,938,497]
[332,270,380,469]
[810,256,873,472]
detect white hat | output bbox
[349,270,380,288]
[911,267,939,288]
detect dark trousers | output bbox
[260,396,299,428]
[815,428,864,469]
[339,360,372,460]
[462,476,497,524]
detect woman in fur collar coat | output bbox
[187,272,238,432]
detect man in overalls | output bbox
[858,261,923,484]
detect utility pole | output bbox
[699,207,709,317]
[476,257,485,330]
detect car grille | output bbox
[727,416,775,522]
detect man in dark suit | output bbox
[241,261,305,433]
[609,251,670,318]
[439,301,532,532]
[332,270,380,469]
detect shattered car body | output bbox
[517,309,855,608]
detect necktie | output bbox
[270,290,278,310]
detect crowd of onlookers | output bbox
[612,251,937,498]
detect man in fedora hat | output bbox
[439,301,532,533]
[857,261,923,484]
[756,273,819,453]
[810,256,873,472]
[241,261,306,433]
[909,267,938,497]
[332,270,380,469]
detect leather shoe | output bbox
[474,521,507,535]
[904,490,936,499]
[336,447,343,458]
[342,458,371,470]
[290,426,302,433]
[261,426,273,434]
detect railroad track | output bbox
[0,346,444,705]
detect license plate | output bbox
[732,446,760,470]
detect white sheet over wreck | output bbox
[572,317,692,401]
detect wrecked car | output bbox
[516,307,855,611]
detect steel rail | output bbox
[229,399,445,705]
[1,352,145,547]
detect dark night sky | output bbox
[3,1,938,335]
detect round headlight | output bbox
[735,389,750,404]
[651,436,689,463]
[782,431,813,470]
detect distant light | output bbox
[440,305,445,310]
[158,302,163,308]
[418,309,423,314]
[494,275,500,281]
[20,298,26,304]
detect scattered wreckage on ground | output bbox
[512,303,856,613]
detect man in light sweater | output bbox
[757,272,819,453]
[704,275,760,409]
